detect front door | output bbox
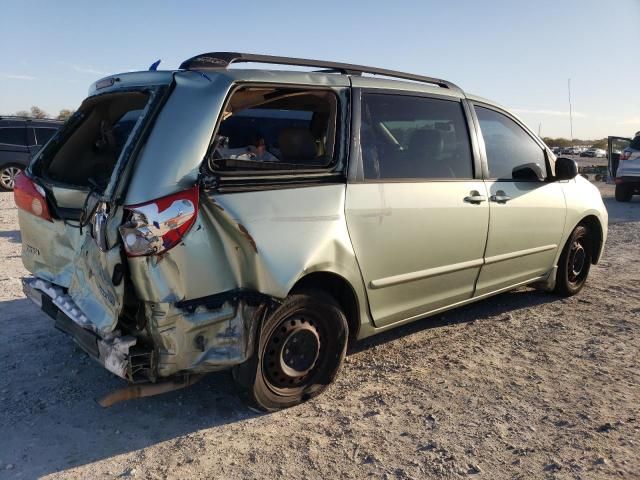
[345,91,489,327]
[472,105,566,296]
[608,136,631,180]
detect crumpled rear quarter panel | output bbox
[126,184,368,377]
[128,184,363,302]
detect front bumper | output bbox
[22,277,153,381]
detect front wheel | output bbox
[233,290,348,411]
[554,225,592,296]
[0,164,23,191]
[615,184,632,202]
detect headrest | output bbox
[278,127,317,162]
[408,129,443,157]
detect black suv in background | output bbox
[0,116,63,190]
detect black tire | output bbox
[0,164,24,191]
[615,184,632,202]
[554,224,592,296]
[233,290,348,411]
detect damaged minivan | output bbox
[16,52,608,411]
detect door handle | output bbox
[489,190,512,204]
[464,191,486,204]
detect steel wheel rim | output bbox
[0,166,21,190]
[568,239,587,282]
[264,315,323,389]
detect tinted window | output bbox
[361,94,473,180]
[34,128,58,145]
[475,106,546,180]
[0,127,27,146]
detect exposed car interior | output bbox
[206,87,338,171]
[37,91,149,189]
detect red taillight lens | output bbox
[119,185,199,257]
[13,173,52,222]
[620,151,632,161]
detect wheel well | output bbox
[290,272,360,340]
[579,215,603,264]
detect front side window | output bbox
[34,128,58,145]
[475,106,547,181]
[360,93,473,180]
[207,87,339,171]
[0,127,27,146]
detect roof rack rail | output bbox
[0,115,62,122]
[179,52,462,92]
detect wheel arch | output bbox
[290,271,361,340]
[578,214,604,264]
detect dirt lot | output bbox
[0,184,639,480]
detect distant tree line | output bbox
[13,106,74,121]
[542,137,608,150]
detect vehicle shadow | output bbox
[0,287,559,478]
[0,229,20,243]
[350,287,559,354]
[0,297,260,479]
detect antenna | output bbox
[568,78,574,145]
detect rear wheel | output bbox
[0,164,23,191]
[233,290,348,411]
[615,184,633,202]
[554,225,592,296]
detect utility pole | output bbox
[538,122,542,137]
[568,78,574,145]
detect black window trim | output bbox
[348,87,482,184]
[470,100,553,183]
[203,81,350,188]
[31,127,59,146]
[0,126,28,147]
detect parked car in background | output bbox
[16,52,608,410]
[580,148,606,158]
[0,116,63,190]
[612,131,640,202]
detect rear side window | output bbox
[360,93,473,180]
[207,87,338,171]
[34,128,58,145]
[475,106,547,181]
[0,127,27,146]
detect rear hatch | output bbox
[16,73,172,335]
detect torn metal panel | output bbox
[126,183,370,348]
[146,297,263,377]
[23,277,144,382]
[67,234,125,335]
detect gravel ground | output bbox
[0,184,639,480]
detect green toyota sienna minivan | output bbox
[15,52,607,410]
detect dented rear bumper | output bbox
[22,276,266,381]
[22,277,145,380]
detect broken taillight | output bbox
[119,185,199,257]
[14,173,52,222]
[620,151,632,161]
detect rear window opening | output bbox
[205,86,339,172]
[35,91,150,190]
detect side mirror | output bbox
[512,162,545,181]
[555,157,578,180]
